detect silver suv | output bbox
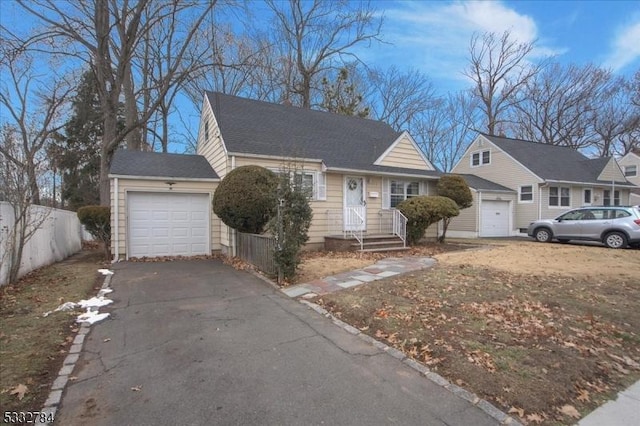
[527,206,640,249]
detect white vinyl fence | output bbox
[0,202,84,286]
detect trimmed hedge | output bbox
[213,165,278,234]
[397,196,459,245]
[77,205,111,257]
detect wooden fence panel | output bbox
[236,232,277,276]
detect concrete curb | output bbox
[40,273,113,425]
[298,300,523,426]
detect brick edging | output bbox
[299,299,523,426]
[40,273,113,425]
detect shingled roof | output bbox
[206,91,440,177]
[110,150,219,180]
[458,174,515,192]
[482,134,634,186]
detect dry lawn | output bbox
[315,240,640,425]
[0,249,106,415]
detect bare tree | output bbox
[464,30,541,135]
[414,91,481,172]
[12,0,218,205]
[509,63,610,150]
[592,75,640,156]
[366,66,437,131]
[263,0,382,108]
[0,49,71,206]
[0,125,51,285]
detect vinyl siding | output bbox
[448,191,479,233]
[376,135,432,170]
[453,135,542,230]
[597,158,627,183]
[110,178,220,259]
[538,185,631,220]
[619,153,640,186]
[196,99,228,178]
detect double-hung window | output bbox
[389,180,420,208]
[269,168,326,201]
[603,190,620,206]
[624,165,637,177]
[519,185,533,203]
[471,150,490,167]
[549,186,570,207]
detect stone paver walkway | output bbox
[282,256,437,298]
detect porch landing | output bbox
[324,234,407,253]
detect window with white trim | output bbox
[269,168,326,201]
[624,165,637,177]
[549,186,570,207]
[471,150,490,167]
[389,180,420,208]
[519,185,533,203]
[603,190,620,206]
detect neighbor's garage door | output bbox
[128,192,209,258]
[480,200,510,237]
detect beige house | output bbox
[109,92,441,260]
[449,134,637,237]
[619,150,640,205]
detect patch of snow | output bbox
[42,301,79,317]
[98,269,114,275]
[78,297,113,309]
[76,310,110,325]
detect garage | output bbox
[128,192,210,258]
[480,200,510,237]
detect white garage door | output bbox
[128,192,209,258]
[480,200,510,237]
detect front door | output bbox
[344,176,366,231]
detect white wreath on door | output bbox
[348,178,358,190]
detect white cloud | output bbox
[605,19,640,72]
[365,0,561,90]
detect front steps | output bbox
[324,234,408,253]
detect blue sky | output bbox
[364,0,640,92]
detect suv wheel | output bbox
[534,228,552,243]
[603,232,627,249]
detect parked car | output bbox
[527,206,640,249]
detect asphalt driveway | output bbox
[55,259,498,426]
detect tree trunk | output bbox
[123,62,141,150]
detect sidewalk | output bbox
[282,256,437,298]
[578,380,640,426]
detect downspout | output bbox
[112,177,120,263]
[538,183,548,220]
[230,155,236,256]
[477,191,482,238]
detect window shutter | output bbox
[382,178,390,209]
[316,172,326,201]
[419,181,428,195]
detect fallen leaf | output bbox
[526,413,544,424]
[558,405,581,419]
[10,384,28,400]
[508,406,524,418]
[103,338,111,342]
[577,388,590,402]
[131,386,142,392]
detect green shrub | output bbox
[268,171,313,283]
[437,175,473,243]
[77,205,111,257]
[213,166,278,234]
[397,196,459,245]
